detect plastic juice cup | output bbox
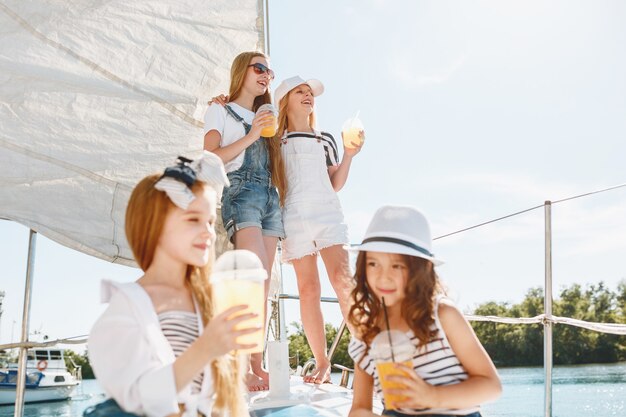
[341,114,364,148]
[210,250,268,353]
[257,103,277,138]
[376,360,413,409]
[371,330,415,410]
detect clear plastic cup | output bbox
[210,250,268,353]
[341,114,364,148]
[257,103,278,138]
[371,330,414,410]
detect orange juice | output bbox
[212,279,264,353]
[342,127,363,148]
[257,104,277,138]
[376,360,413,409]
[260,115,277,138]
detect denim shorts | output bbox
[221,177,285,242]
[382,411,481,417]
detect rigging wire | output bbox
[434,182,626,241]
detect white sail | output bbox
[0,0,264,266]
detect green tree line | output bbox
[472,281,625,366]
[288,281,625,370]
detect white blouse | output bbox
[88,280,214,417]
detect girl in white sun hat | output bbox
[347,205,501,417]
[274,75,364,384]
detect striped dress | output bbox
[348,298,480,416]
[158,311,203,393]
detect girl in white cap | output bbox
[87,153,256,417]
[347,206,501,417]
[203,51,286,391]
[273,75,364,384]
[208,75,363,384]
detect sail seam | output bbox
[0,3,203,128]
[0,138,131,190]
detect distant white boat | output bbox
[0,348,81,405]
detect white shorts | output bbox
[280,199,349,263]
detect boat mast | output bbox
[263,0,271,56]
[14,229,37,417]
[544,202,553,417]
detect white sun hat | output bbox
[273,75,324,106]
[349,205,443,265]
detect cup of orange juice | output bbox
[210,249,267,353]
[371,330,414,410]
[341,113,364,148]
[257,103,278,138]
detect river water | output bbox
[1,362,624,416]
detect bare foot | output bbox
[303,361,331,384]
[246,371,269,391]
[249,352,269,391]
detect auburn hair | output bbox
[347,252,444,356]
[228,51,287,206]
[125,174,246,416]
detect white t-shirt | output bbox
[203,102,255,173]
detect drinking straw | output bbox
[381,297,396,362]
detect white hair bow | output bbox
[154,151,229,210]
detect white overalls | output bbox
[280,130,349,262]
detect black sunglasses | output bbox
[248,63,275,80]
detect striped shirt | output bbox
[158,311,203,393]
[348,298,480,415]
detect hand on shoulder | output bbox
[208,94,229,106]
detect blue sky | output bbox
[1,0,626,351]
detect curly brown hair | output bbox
[347,251,445,357]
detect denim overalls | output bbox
[220,105,284,242]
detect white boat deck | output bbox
[249,376,383,416]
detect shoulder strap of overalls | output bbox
[225,104,252,134]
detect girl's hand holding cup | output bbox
[385,362,439,410]
[201,305,261,359]
[341,112,365,156]
[252,104,277,139]
[209,250,268,354]
[371,330,415,410]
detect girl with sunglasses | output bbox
[203,51,286,391]
[209,75,363,385]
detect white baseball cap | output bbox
[348,205,443,265]
[273,76,324,106]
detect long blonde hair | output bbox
[125,175,245,416]
[229,51,287,206]
[274,89,317,205]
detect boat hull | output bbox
[0,384,77,405]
